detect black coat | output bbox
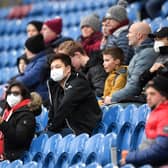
[140,46,168,88]
[0,106,35,161]
[81,55,107,97]
[47,72,102,135]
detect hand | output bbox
[0,117,4,124]
[120,158,126,166]
[150,63,165,73]
[104,96,112,105]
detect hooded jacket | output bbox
[47,71,102,135]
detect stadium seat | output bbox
[69,162,86,168]
[0,160,10,168]
[103,163,114,168]
[6,159,23,168]
[84,133,104,165]
[21,133,48,164]
[69,133,89,166]
[0,51,9,68]
[122,164,135,168]
[86,162,102,168]
[22,161,38,168]
[161,1,168,17]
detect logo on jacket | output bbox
[65,85,72,90]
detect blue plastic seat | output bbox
[103,163,114,168]
[102,133,117,166]
[161,1,168,17]
[6,159,23,168]
[0,51,9,68]
[22,161,38,168]
[22,133,48,164]
[122,164,135,168]
[86,162,102,168]
[0,160,10,168]
[84,133,104,165]
[69,162,86,168]
[69,133,89,166]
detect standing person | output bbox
[46,53,102,136]
[15,34,49,103]
[26,20,43,37]
[99,47,127,106]
[57,41,107,97]
[104,22,158,104]
[120,75,168,167]
[78,13,102,55]
[101,0,134,65]
[0,81,36,161]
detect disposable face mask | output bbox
[154,41,165,53]
[7,94,22,107]
[50,68,64,82]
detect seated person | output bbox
[0,81,36,161]
[46,53,102,136]
[99,47,127,106]
[120,75,168,167]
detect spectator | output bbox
[140,27,168,88]
[57,41,107,97]
[120,75,168,167]
[104,22,158,104]
[15,34,49,103]
[46,54,102,136]
[16,54,29,74]
[101,0,134,65]
[78,13,102,55]
[99,47,127,105]
[26,20,43,37]
[41,17,72,52]
[0,81,36,161]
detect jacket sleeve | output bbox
[126,136,168,167]
[16,58,45,87]
[0,113,35,146]
[48,78,93,132]
[112,48,157,102]
[89,65,107,97]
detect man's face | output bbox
[127,25,139,46]
[103,54,119,73]
[50,59,70,80]
[81,26,94,38]
[146,87,166,109]
[70,52,81,71]
[102,21,111,37]
[41,24,57,43]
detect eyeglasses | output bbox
[7,91,21,96]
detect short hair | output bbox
[48,53,72,67]
[6,81,31,99]
[102,47,124,64]
[58,41,86,56]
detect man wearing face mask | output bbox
[140,27,168,88]
[46,53,102,136]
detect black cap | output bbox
[25,34,45,54]
[149,27,168,38]
[147,75,168,94]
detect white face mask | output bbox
[154,41,165,53]
[50,68,64,82]
[7,94,22,107]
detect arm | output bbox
[0,113,35,146]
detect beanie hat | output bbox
[80,13,101,32]
[27,20,43,32]
[147,75,168,95]
[25,34,45,54]
[104,0,128,22]
[44,17,62,35]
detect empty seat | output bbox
[22,161,38,168]
[6,159,23,168]
[161,1,168,17]
[86,162,102,168]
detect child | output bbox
[99,47,127,105]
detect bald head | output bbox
[127,22,151,46]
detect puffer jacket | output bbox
[126,101,168,167]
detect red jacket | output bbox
[78,32,102,55]
[145,100,168,139]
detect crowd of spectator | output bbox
[0,0,168,166]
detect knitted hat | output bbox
[149,27,168,39]
[147,75,168,95]
[44,17,62,35]
[80,13,101,32]
[104,0,128,22]
[27,20,43,32]
[25,34,45,54]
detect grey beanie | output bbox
[104,0,128,22]
[80,13,101,32]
